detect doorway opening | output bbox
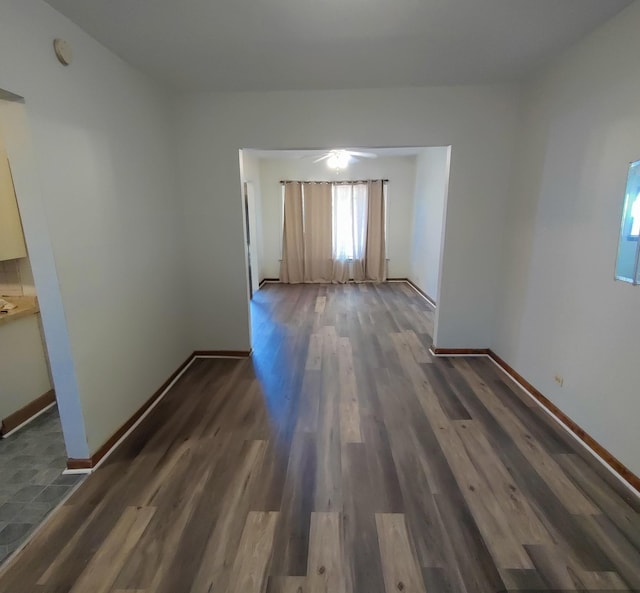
[238,146,451,347]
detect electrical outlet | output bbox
[554,375,564,387]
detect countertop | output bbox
[0,295,39,327]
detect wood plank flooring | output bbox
[1,282,639,592]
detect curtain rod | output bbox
[279,179,389,184]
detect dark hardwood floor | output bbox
[0,282,639,592]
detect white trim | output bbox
[484,354,640,499]
[429,350,640,497]
[74,353,249,474]
[1,402,56,439]
[62,467,91,475]
[89,355,199,472]
[402,280,437,308]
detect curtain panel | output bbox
[364,180,386,282]
[303,183,333,283]
[280,182,304,283]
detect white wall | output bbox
[0,315,52,422]
[409,147,450,302]
[256,155,417,279]
[176,86,520,350]
[495,0,640,476]
[0,0,189,455]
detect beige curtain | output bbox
[280,182,304,283]
[364,180,386,282]
[303,183,333,282]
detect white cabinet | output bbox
[0,146,27,261]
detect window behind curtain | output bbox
[332,183,368,261]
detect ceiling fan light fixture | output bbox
[327,150,351,171]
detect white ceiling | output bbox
[44,0,632,92]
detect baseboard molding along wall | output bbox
[431,346,640,495]
[65,290,639,497]
[1,389,56,437]
[66,350,251,473]
[401,278,437,308]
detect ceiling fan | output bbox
[309,149,377,170]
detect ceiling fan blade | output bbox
[348,151,377,158]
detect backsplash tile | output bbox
[0,260,23,297]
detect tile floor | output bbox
[0,406,83,564]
